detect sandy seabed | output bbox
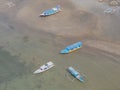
[0,0,120,90]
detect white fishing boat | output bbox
[33,61,55,74]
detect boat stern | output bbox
[56,5,62,11]
[60,49,69,54]
[39,13,46,17]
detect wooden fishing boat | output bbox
[33,61,55,74]
[39,5,61,17]
[68,67,84,82]
[60,41,83,54]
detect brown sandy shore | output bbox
[0,0,120,55]
[69,0,120,55]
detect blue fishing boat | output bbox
[39,5,61,17]
[68,67,84,82]
[60,41,83,54]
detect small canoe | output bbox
[39,5,61,17]
[68,67,84,82]
[104,8,116,14]
[33,61,55,74]
[60,41,83,54]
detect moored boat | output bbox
[39,5,61,17]
[60,41,83,54]
[104,8,116,14]
[33,61,55,74]
[68,67,84,82]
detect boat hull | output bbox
[33,61,55,74]
[60,41,83,54]
[39,5,61,17]
[68,67,84,82]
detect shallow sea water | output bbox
[0,0,120,90]
[0,23,120,90]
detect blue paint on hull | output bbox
[68,67,84,82]
[60,41,83,54]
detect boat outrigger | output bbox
[68,67,84,82]
[60,41,83,54]
[33,61,55,74]
[39,5,61,17]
